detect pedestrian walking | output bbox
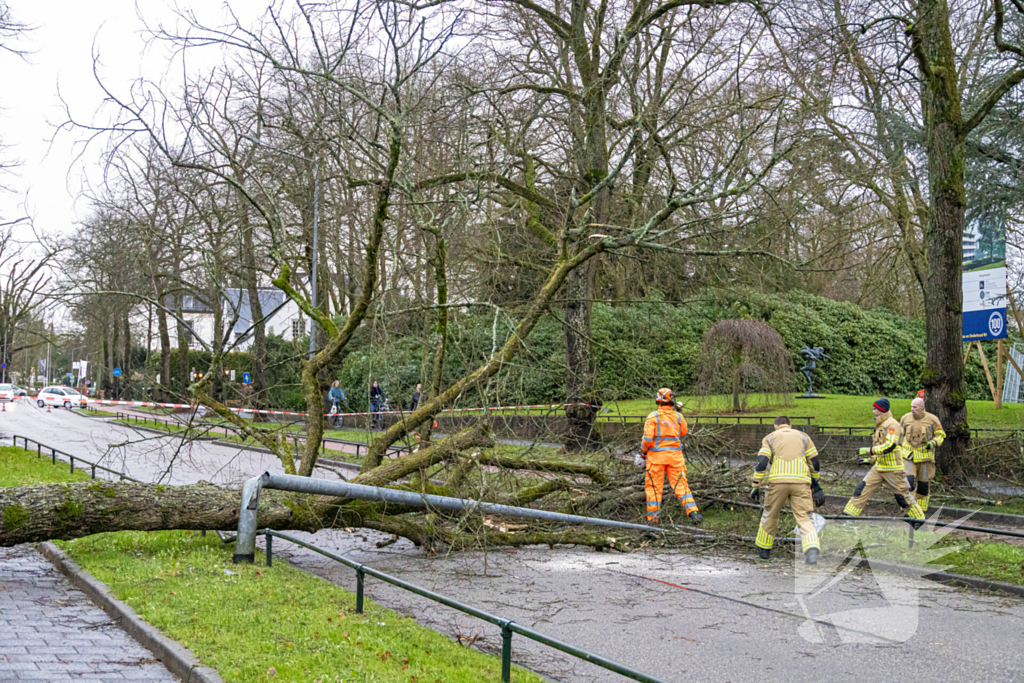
[370,381,386,430]
[328,381,346,428]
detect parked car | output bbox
[12,385,27,397]
[36,385,88,409]
[0,384,13,401]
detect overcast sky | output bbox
[0,1,264,244]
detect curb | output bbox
[114,421,218,441]
[855,556,1024,598]
[37,542,224,683]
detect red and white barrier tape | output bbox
[87,399,597,418]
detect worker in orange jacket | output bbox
[638,388,702,525]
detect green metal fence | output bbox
[260,529,665,683]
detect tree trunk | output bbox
[564,259,598,449]
[0,481,408,548]
[420,231,448,447]
[732,346,743,413]
[916,0,969,477]
[175,293,189,397]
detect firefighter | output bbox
[639,388,702,525]
[900,397,945,512]
[843,398,925,522]
[751,416,825,564]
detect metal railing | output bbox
[259,529,664,683]
[113,411,413,459]
[602,414,815,425]
[115,412,188,433]
[10,435,141,483]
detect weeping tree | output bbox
[695,320,794,413]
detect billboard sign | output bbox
[963,211,1008,340]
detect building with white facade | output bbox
[166,288,307,352]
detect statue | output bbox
[798,346,831,398]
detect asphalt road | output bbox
[3,404,1023,682]
[0,400,348,486]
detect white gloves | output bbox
[634,452,647,468]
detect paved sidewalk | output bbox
[0,545,178,682]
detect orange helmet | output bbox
[655,388,675,405]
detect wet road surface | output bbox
[3,403,1023,682]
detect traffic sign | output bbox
[1,363,6,369]
[112,368,122,377]
[242,372,252,384]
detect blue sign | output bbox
[242,372,252,384]
[964,309,1007,341]
[1,363,5,369]
[963,212,1008,341]
[112,368,122,377]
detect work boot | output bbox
[758,548,771,560]
[688,511,703,525]
[805,548,819,565]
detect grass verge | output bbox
[0,446,92,486]
[61,531,546,683]
[81,407,120,418]
[4,428,545,681]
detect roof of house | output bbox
[224,288,289,336]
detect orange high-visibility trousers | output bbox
[645,460,698,521]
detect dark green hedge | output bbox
[139,288,1000,409]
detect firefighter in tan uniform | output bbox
[843,398,925,521]
[751,416,825,564]
[900,397,945,512]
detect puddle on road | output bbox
[525,550,742,577]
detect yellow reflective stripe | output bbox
[753,471,767,482]
[767,471,811,482]
[757,447,772,457]
[933,428,946,446]
[804,446,818,457]
[843,502,862,516]
[801,529,820,552]
[756,527,775,549]
[767,457,810,481]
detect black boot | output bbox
[758,547,771,560]
[805,548,819,565]
[688,511,703,525]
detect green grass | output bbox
[0,446,92,486]
[604,393,1024,428]
[81,407,119,418]
[61,531,545,683]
